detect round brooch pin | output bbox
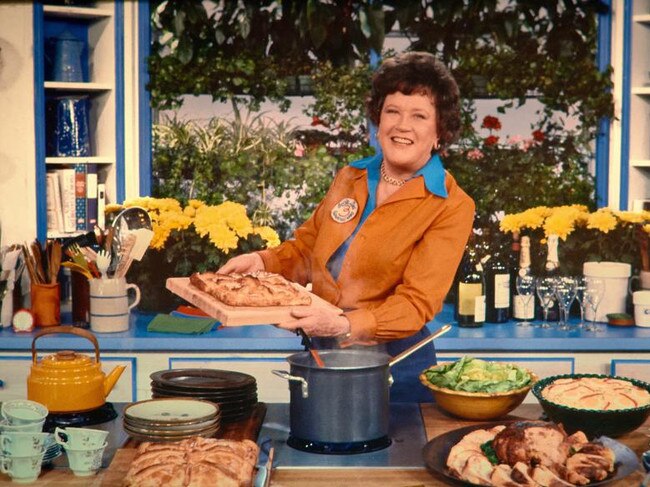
[331,198,359,223]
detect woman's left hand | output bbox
[277,307,350,338]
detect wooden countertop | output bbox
[269,404,648,486]
[2,403,647,486]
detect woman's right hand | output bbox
[217,252,265,275]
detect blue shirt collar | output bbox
[350,152,448,198]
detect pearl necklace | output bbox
[380,163,406,186]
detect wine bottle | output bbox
[485,249,510,323]
[513,236,534,320]
[508,232,521,317]
[455,248,485,327]
[534,234,560,321]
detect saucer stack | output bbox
[42,435,63,465]
[123,398,220,442]
[150,369,258,423]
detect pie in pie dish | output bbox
[541,376,650,410]
[189,271,311,307]
[123,437,259,487]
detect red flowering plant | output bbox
[443,114,595,247]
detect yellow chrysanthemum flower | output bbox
[586,209,618,233]
[206,223,240,253]
[105,203,124,214]
[616,211,645,224]
[117,197,279,255]
[254,226,281,248]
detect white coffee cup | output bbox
[64,442,107,476]
[54,427,109,450]
[0,432,50,457]
[1,400,48,426]
[89,277,140,333]
[0,453,44,483]
[633,291,650,327]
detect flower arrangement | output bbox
[108,197,280,312]
[443,115,595,233]
[500,205,650,276]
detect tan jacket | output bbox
[258,164,475,344]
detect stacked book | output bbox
[46,163,105,236]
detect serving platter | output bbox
[166,276,341,326]
[422,422,641,486]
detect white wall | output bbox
[0,3,37,246]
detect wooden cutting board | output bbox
[166,277,341,326]
[100,403,267,486]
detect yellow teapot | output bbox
[27,326,126,413]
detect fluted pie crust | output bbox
[123,437,259,487]
[189,271,311,307]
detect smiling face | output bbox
[377,91,439,179]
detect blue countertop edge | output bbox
[1,305,650,352]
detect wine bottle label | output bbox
[513,295,534,319]
[458,282,483,315]
[474,295,486,323]
[494,274,510,308]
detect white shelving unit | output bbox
[627,3,650,208]
[36,2,121,240]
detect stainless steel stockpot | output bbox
[273,349,392,444]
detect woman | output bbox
[219,51,475,402]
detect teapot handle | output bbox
[31,326,100,365]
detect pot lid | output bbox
[39,350,96,369]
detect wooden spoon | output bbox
[30,240,47,284]
[49,241,62,284]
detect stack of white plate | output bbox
[123,398,221,442]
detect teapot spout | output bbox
[104,365,126,398]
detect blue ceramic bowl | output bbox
[532,373,650,438]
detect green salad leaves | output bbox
[423,356,532,393]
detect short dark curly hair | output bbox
[366,51,461,150]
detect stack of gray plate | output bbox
[123,398,220,442]
[150,369,258,423]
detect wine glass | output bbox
[574,276,588,329]
[554,276,577,331]
[584,277,606,332]
[535,277,557,329]
[515,275,536,327]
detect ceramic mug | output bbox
[0,432,50,456]
[54,427,109,450]
[64,442,106,476]
[634,291,650,328]
[630,270,650,292]
[1,399,48,425]
[89,277,140,333]
[0,454,44,483]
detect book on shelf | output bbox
[46,171,64,233]
[97,183,106,229]
[86,164,98,231]
[74,164,87,231]
[47,164,104,236]
[56,167,76,233]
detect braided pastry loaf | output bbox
[123,437,259,487]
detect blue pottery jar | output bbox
[45,95,91,157]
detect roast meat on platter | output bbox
[446,421,615,486]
